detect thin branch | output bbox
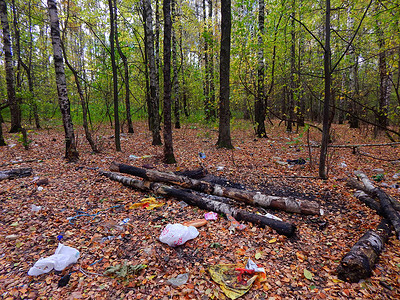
[291,15,325,51]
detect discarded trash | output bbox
[373,168,384,173]
[119,218,130,225]
[178,201,188,208]
[5,234,18,240]
[168,273,189,287]
[204,212,218,221]
[227,214,247,232]
[216,166,225,171]
[393,173,400,179]
[101,236,116,243]
[198,152,206,159]
[264,213,282,221]
[159,224,199,247]
[340,162,347,168]
[28,243,80,276]
[129,197,164,210]
[58,274,71,287]
[104,262,146,278]
[182,219,208,227]
[129,154,153,160]
[209,259,266,300]
[31,204,42,212]
[287,158,306,165]
[57,235,63,241]
[37,186,44,192]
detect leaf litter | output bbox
[0,121,400,299]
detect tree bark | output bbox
[0,0,21,133]
[171,0,180,129]
[0,167,32,180]
[355,171,400,239]
[217,0,233,149]
[255,0,266,138]
[114,0,134,134]
[47,0,79,161]
[100,170,296,237]
[163,0,176,163]
[337,219,391,283]
[108,0,121,151]
[144,0,162,145]
[110,162,322,215]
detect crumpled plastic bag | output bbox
[28,243,80,276]
[159,224,199,247]
[208,259,266,300]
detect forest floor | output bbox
[1,120,400,300]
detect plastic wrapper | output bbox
[159,224,199,247]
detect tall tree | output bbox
[255,0,266,137]
[287,0,296,132]
[319,0,331,179]
[108,0,121,151]
[144,0,162,145]
[172,0,180,128]
[216,0,233,149]
[47,0,78,161]
[114,0,134,134]
[0,0,21,133]
[163,0,176,163]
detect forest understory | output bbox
[1,120,400,300]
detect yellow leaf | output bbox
[255,252,262,259]
[268,238,277,244]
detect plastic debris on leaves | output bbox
[159,224,199,247]
[204,212,218,221]
[227,214,247,232]
[129,197,164,210]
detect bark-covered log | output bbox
[355,171,400,239]
[353,190,383,215]
[337,219,391,282]
[0,167,32,180]
[100,170,296,237]
[110,162,322,215]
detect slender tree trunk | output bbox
[208,0,216,119]
[108,0,121,151]
[347,7,359,129]
[155,0,161,96]
[163,0,176,163]
[255,0,266,137]
[319,0,331,179]
[180,29,189,117]
[144,0,162,145]
[216,0,233,149]
[171,0,180,129]
[0,0,21,133]
[287,0,296,132]
[114,0,134,134]
[47,0,78,161]
[203,0,211,121]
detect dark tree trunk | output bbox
[319,0,331,179]
[144,0,162,145]
[110,162,322,215]
[171,0,180,129]
[0,0,21,133]
[287,0,296,133]
[217,0,233,149]
[47,0,79,161]
[163,0,176,163]
[108,0,121,151]
[0,117,5,146]
[337,219,391,283]
[255,0,266,138]
[101,170,296,237]
[114,0,134,134]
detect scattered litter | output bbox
[101,236,116,243]
[129,197,164,210]
[128,154,153,160]
[159,224,199,247]
[28,243,80,276]
[182,219,208,227]
[57,235,63,241]
[287,158,306,165]
[58,274,71,287]
[37,186,44,192]
[227,214,247,233]
[198,152,206,159]
[390,184,400,189]
[373,168,384,173]
[393,173,400,179]
[340,162,347,168]
[119,218,130,225]
[168,273,189,287]
[31,204,42,212]
[264,213,282,221]
[273,157,288,166]
[178,201,188,208]
[204,212,218,221]
[208,258,266,299]
[216,166,225,171]
[104,262,146,278]
[67,205,121,224]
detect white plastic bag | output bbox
[159,224,199,247]
[28,243,80,276]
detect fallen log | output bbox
[100,170,296,237]
[355,171,400,239]
[110,162,322,215]
[353,190,383,215]
[337,219,391,283]
[0,167,32,180]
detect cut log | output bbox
[110,162,322,215]
[0,167,32,180]
[353,190,383,215]
[355,171,400,239]
[337,219,391,282]
[100,170,296,237]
